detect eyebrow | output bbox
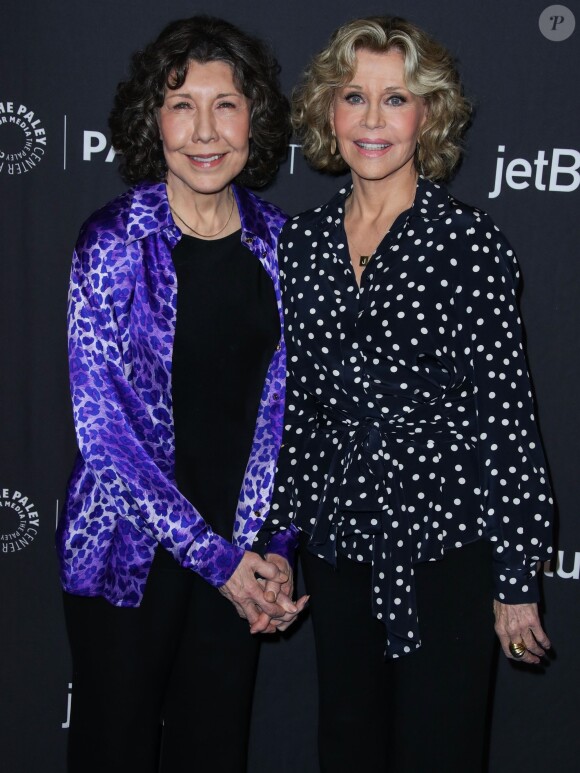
[167,91,242,99]
[342,84,406,92]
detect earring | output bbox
[330,135,337,155]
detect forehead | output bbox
[350,48,406,82]
[168,59,241,92]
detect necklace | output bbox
[348,189,416,267]
[170,191,235,239]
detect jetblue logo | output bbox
[489,145,579,198]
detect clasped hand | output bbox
[219,551,308,635]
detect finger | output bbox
[250,593,296,619]
[503,633,542,665]
[274,590,299,615]
[263,578,282,604]
[231,574,296,617]
[264,554,292,592]
[250,581,298,616]
[521,629,545,658]
[241,600,262,627]
[250,609,275,634]
[520,646,542,665]
[270,595,310,631]
[276,607,307,632]
[253,556,288,584]
[529,624,551,651]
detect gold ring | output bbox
[509,640,527,659]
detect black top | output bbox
[171,230,280,540]
[270,177,553,657]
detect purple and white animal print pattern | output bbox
[57,181,296,606]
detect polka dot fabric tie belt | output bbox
[305,400,476,658]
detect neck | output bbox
[348,165,418,224]
[166,174,235,235]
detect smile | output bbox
[354,141,392,150]
[186,153,227,168]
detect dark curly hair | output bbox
[109,16,290,188]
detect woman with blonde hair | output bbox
[269,15,553,771]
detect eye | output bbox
[217,100,237,109]
[343,92,364,105]
[387,94,407,106]
[171,101,192,110]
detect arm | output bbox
[460,216,553,659]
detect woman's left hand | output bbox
[493,600,551,665]
[253,552,309,634]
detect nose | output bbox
[192,105,217,143]
[361,100,385,130]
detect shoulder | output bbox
[76,188,133,254]
[74,181,170,278]
[421,181,518,282]
[425,181,508,246]
[77,181,169,249]
[235,186,288,248]
[280,186,348,244]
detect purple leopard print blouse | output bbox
[57,181,299,606]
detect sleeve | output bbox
[254,225,319,562]
[68,237,244,587]
[257,368,318,561]
[459,215,554,604]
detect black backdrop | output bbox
[1,1,579,771]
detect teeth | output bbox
[191,154,222,162]
[356,142,390,150]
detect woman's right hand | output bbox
[218,551,298,633]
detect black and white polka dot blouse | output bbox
[269,176,553,658]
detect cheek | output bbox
[227,117,252,151]
[399,111,425,142]
[331,106,350,139]
[159,115,188,149]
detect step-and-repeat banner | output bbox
[1,1,578,770]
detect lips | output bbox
[354,141,392,150]
[187,152,227,168]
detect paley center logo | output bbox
[489,145,579,198]
[0,101,47,175]
[0,487,39,552]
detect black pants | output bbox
[63,546,260,773]
[301,538,497,773]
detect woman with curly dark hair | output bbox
[57,15,306,773]
[269,15,553,771]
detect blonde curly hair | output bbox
[292,16,471,181]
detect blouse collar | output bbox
[125,180,276,247]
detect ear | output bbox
[329,102,335,135]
